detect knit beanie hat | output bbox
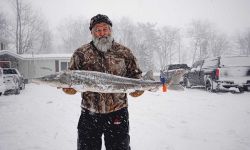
[89,14,112,30]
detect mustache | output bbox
[97,36,108,40]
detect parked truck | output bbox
[183,56,250,92]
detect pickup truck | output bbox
[161,64,190,85]
[183,56,250,92]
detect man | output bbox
[63,14,144,150]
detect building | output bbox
[0,50,71,80]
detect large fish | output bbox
[32,69,186,93]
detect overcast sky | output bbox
[1,0,250,34]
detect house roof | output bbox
[0,50,71,60]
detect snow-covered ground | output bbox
[0,83,250,150]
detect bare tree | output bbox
[189,21,207,62]
[113,17,137,51]
[57,17,90,53]
[10,0,52,54]
[157,26,181,69]
[0,12,10,49]
[187,20,230,63]
[237,29,250,56]
[134,23,159,71]
[209,31,229,57]
[15,0,21,53]
[38,28,53,54]
[188,20,213,63]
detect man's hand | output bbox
[129,90,144,97]
[62,88,77,95]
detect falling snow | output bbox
[0,83,250,150]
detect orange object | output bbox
[162,84,167,92]
[62,88,77,95]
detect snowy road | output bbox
[0,83,250,150]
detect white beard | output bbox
[92,35,114,52]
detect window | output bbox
[60,62,68,71]
[55,60,69,72]
[55,60,59,72]
[203,59,218,68]
[192,60,203,69]
[3,69,17,74]
[0,61,11,68]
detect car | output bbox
[161,64,190,85]
[3,68,25,90]
[162,64,190,71]
[0,68,6,96]
[3,74,20,95]
[183,56,250,92]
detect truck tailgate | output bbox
[219,66,250,84]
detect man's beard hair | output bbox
[92,35,114,52]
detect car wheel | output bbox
[243,86,249,92]
[20,83,25,90]
[184,78,191,88]
[15,89,20,95]
[238,87,244,93]
[205,79,215,92]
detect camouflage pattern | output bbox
[69,41,142,113]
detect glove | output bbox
[62,88,77,95]
[129,90,144,97]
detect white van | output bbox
[0,68,6,96]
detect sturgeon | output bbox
[32,69,186,93]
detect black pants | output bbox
[77,107,130,150]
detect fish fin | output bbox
[142,70,155,81]
[161,69,186,84]
[160,70,168,78]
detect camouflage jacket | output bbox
[69,41,142,113]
